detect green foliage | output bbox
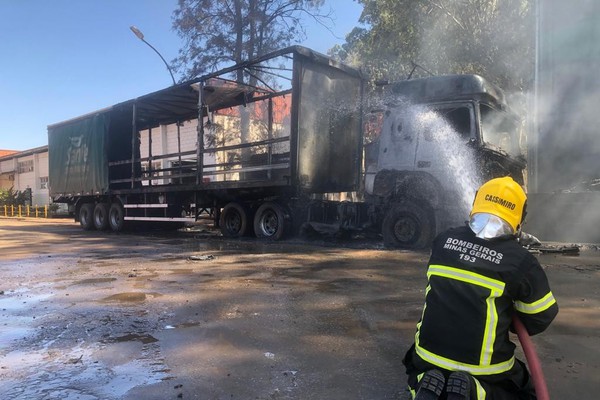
[48,203,60,214]
[331,0,534,93]
[172,1,534,93]
[171,0,326,80]
[0,187,28,206]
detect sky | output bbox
[0,0,363,151]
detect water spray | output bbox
[410,106,482,212]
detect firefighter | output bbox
[403,176,558,400]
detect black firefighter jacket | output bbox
[413,225,559,378]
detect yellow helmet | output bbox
[470,177,527,233]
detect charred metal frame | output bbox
[49,46,365,208]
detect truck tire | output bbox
[254,202,288,240]
[382,200,434,249]
[79,203,95,231]
[93,203,110,230]
[108,202,125,232]
[220,202,250,238]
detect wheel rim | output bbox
[225,210,242,233]
[258,209,279,237]
[393,214,420,244]
[109,209,121,228]
[81,209,90,225]
[94,210,104,227]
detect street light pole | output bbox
[129,25,176,86]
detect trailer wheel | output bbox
[254,202,288,240]
[79,203,95,231]
[382,200,434,249]
[108,202,125,232]
[219,202,250,238]
[93,203,110,230]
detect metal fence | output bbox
[2,205,50,218]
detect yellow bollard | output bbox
[35,205,39,218]
[27,205,30,217]
[11,205,14,217]
[3,205,6,217]
[18,205,22,217]
[44,205,48,218]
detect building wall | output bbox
[0,158,16,189]
[139,120,222,184]
[0,147,50,206]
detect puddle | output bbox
[0,290,53,347]
[0,317,35,347]
[100,292,162,303]
[164,321,203,330]
[0,311,170,400]
[71,277,117,286]
[102,292,147,302]
[0,346,169,399]
[102,333,159,344]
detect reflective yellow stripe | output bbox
[408,373,426,399]
[414,285,430,343]
[472,376,487,399]
[414,342,515,375]
[481,293,499,365]
[428,265,505,293]
[514,292,556,314]
[426,265,504,366]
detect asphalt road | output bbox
[0,217,598,399]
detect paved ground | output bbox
[0,217,598,399]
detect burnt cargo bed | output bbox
[48,46,364,236]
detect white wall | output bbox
[0,149,51,206]
[139,121,217,183]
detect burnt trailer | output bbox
[49,46,524,248]
[49,46,364,238]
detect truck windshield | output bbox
[433,106,472,140]
[480,104,522,157]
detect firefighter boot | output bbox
[414,369,445,400]
[446,371,471,400]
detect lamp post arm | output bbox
[141,38,176,86]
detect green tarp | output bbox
[48,113,110,197]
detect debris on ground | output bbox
[537,245,580,255]
[540,245,580,254]
[66,355,83,364]
[188,254,216,261]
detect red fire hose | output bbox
[512,315,550,400]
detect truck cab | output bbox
[365,75,526,248]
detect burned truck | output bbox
[48,46,524,248]
[356,75,526,248]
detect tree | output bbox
[330,0,423,84]
[171,0,327,80]
[0,187,28,206]
[332,0,534,93]
[172,1,331,174]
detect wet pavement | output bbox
[0,217,599,399]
